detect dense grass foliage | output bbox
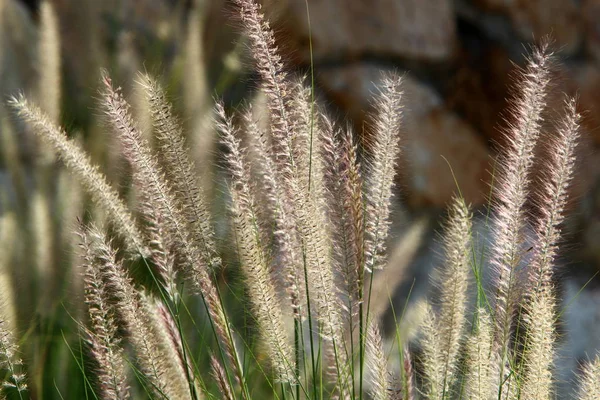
[1,0,598,399]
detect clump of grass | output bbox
[3,0,599,399]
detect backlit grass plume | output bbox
[217,101,294,383]
[489,42,553,396]
[79,223,129,399]
[520,97,581,400]
[577,355,600,400]
[8,95,147,255]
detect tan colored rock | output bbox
[402,108,489,208]
[266,0,456,63]
[319,64,489,207]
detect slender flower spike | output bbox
[211,353,234,400]
[217,102,295,383]
[520,290,555,400]
[435,196,472,394]
[366,319,391,400]
[529,97,580,291]
[140,75,220,271]
[402,346,415,400]
[243,106,305,318]
[521,97,580,400]
[79,223,130,400]
[577,355,600,400]
[81,224,170,398]
[232,0,293,155]
[420,302,445,399]
[8,95,147,255]
[364,74,403,273]
[101,72,242,393]
[465,308,496,400]
[490,43,553,386]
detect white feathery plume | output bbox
[577,355,600,400]
[363,74,403,273]
[490,44,553,390]
[366,319,391,400]
[521,97,580,400]
[217,102,295,383]
[432,196,472,395]
[8,95,147,255]
[465,308,496,400]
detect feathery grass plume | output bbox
[320,119,362,300]
[288,104,349,389]
[218,102,295,382]
[78,223,129,400]
[231,2,340,353]
[363,73,403,274]
[81,223,171,398]
[101,72,202,290]
[8,95,147,255]
[294,167,346,380]
[153,302,201,398]
[142,295,196,399]
[101,71,184,249]
[37,0,60,126]
[100,74,243,394]
[288,80,322,192]
[210,353,234,400]
[232,0,308,260]
[233,0,347,376]
[320,119,363,373]
[529,97,580,291]
[338,127,365,301]
[433,196,472,394]
[366,319,391,400]
[490,42,553,387]
[465,308,496,400]
[402,345,415,400]
[576,355,600,400]
[243,106,305,318]
[420,302,445,399]
[145,211,180,302]
[520,290,554,400]
[520,97,580,400]
[140,74,219,270]
[0,319,27,393]
[360,72,402,398]
[232,0,293,155]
